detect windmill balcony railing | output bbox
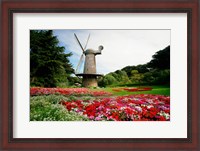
[75,73,103,77]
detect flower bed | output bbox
[30,87,112,96]
[60,94,170,121]
[112,88,122,92]
[123,87,153,92]
[112,87,153,92]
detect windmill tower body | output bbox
[74,34,103,87]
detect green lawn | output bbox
[100,85,170,96]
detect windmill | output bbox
[74,33,103,87]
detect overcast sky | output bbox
[53,30,170,75]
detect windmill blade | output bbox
[75,54,84,74]
[84,34,90,50]
[74,33,84,52]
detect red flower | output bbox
[58,93,170,121]
[111,112,120,121]
[156,116,166,121]
[148,107,158,118]
[125,108,134,115]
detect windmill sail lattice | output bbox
[74,33,103,87]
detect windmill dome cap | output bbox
[85,49,96,54]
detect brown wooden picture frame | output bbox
[1,0,199,150]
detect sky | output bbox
[53,30,170,75]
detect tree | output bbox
[143,72,155,84]
[99,45,170,86]
[147,45,170,70]
[136,64,149,73]
[122,66,136,77]
[30,30,74,87]
[122,64,149,77]
[142,69,170,85]
[152,69,170,85]
[98,74,117,87]
[130,70,144,84]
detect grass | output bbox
[101,85,170,96]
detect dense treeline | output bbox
[98,46,170,87]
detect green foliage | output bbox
[143,69,170,85]
[101,74,117,86]
[99,45,170,87]
[30,95,89,121]
[67,76,82,86]
[122,64,149,77]
[30,30,74,87]
[143,72,155,84]
[131,70,139,74]
[98,70,131,87]
[130,70,144,84]
[147,45,170,70]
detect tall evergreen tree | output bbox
[30,30,74,87]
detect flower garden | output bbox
[30,87,170,121]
